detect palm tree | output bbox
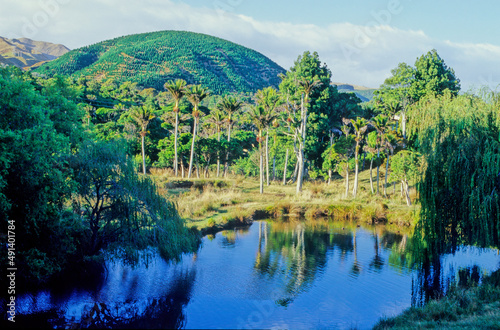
[255,87,281,187]
[350,117,368,198]
[206,108,225,177]
[130,105,156,174]
[248,105,279,194]
[370,115,390,195]
[217,96,243,177]
[186,85,210,179]
[164,79,187,177]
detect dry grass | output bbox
[149,168,420,232]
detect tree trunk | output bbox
[292,159,299,183]
[174,112,179,176]
[345,166,349,199]
[224,124,232,178]
[376,148,380,195]
[384,154,389,197]
[283,148,289,185]
[370,158,374,194]
[296,149,304,195]
[266,131,270,186]
[353,142,360,197]
[187,118,198,178]
[328,169,332,185]
[141,133,146,175]
[404,179,411,206]
[259,141,264,194]
[216,128,221,177]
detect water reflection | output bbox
[14,220,500,329]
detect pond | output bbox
[15,220,500,329]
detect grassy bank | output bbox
[374,269,500,329]
[150,168,420,233]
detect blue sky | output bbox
[1,0,499,90]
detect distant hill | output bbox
[35,30,286,95]
[333,82,377,102]
[0,36,69,69]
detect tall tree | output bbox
[206,108,225,177]
[186,85,210,178]
[374,49,460,144]
[130,105,156,175]
[255,87,281,186]
[370,115,391,195]
[164,79,187,177]
[350,117,368,198]
[217,96,244,177]
[248,104,279,194]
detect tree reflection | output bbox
[254,220,353,305]
[68,269,196,329]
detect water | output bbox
[15,220,500,329]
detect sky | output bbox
[1,0,499,91]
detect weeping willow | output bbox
[409,90,500,252]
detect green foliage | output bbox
[412,92,500,251]
[374,49,461,115]
[389,150,421,184]
[35,30,286,94]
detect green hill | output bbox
[35,30,286,94]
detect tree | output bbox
[370,115,391,195]
[186,85,210,178]
[279,51,357,176]
[350,117,368,198]
[217,96,244,177]
[410,92,500,252]
[333,126,355,199]
[164,79,187,177]
[389,150,421,206]
[248,104,279,194]
[206,108,225,177]
[130,105,156,174]
[374,49,461,143]
[255,87,281,187]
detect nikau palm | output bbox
[164,79,187,177]
[350,117,368,198]
[217,96,243,177]
[130,105,155,175]
[248,104,278,194]
[186,85,209,179]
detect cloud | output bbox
[1,0,499,90]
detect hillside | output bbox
[0,36,69,69]
[35,30,286,94]
[333,82,376,102]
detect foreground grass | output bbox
[150,168,420,233]
[374,270,500,329]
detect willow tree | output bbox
[130,105,156,174]
[217,96,243,177]
[164,79,187,177]
[186,85,209,179]
[410,91,500,252]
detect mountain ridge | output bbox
[0,36,70,69]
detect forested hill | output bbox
[35,30,286,94]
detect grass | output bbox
[374,269,500,329]
[150,167,420,233]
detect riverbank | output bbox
[374,269,500,329]
[151,168,420,234]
